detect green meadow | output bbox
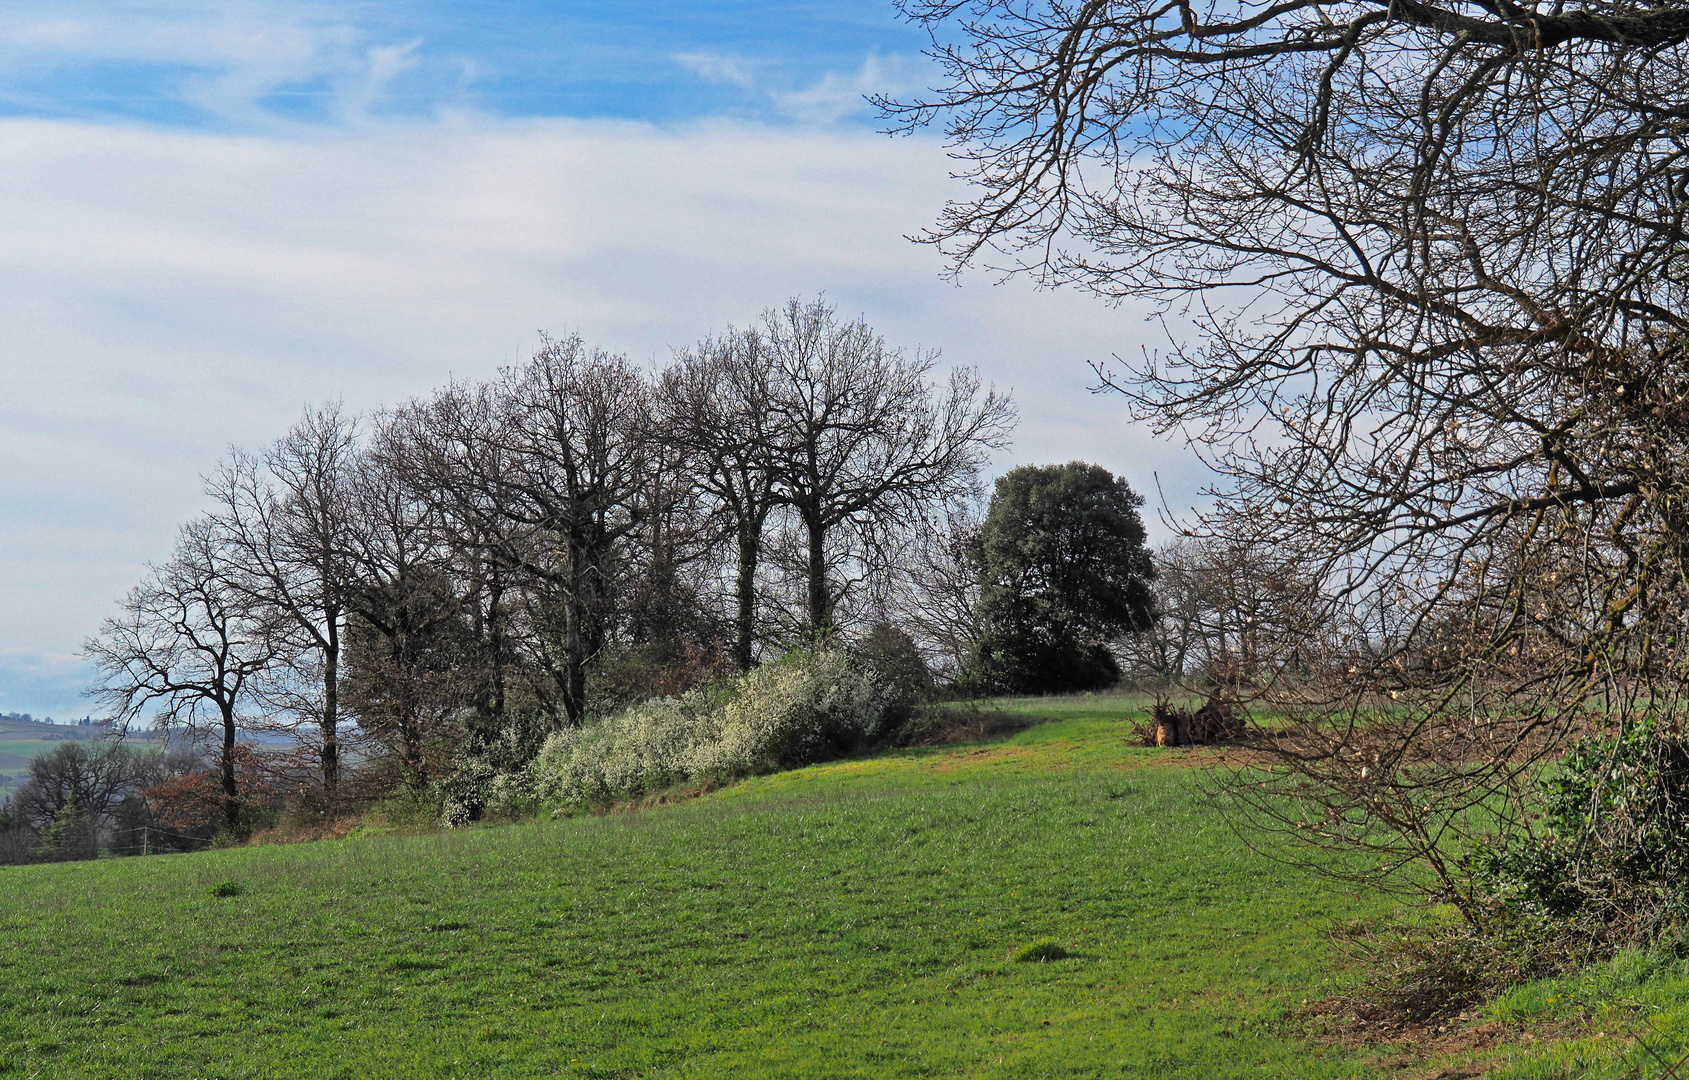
[2,695,1682,1078]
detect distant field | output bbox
[0,726,91,792]
[0,696,1668,1077]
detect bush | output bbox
[852,622,933,729]
[528,648,888,810]
[1468,717,1689,958]
[961,626,1120,696]
[431,706,555,827]
[1010,938,1071,963]
[584,641,735,721]
[1347,914,1566,1020]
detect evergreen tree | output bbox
[965,463,1155,694]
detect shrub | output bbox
[852,622,933,725]
[529,648,887,810]
[1346,915,1564,1020]
[434,707,556,827]
[584,641,735,721]
[1468,717,1689,957]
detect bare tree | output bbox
[662,326,779,670]
[759,297,1015,633]
[83,521,276,828]
[884,0,1689,907]
[885,498,988,680]
[1119,541,1203,681]
[10,742,142,836]
[206,403,359,802]
[1121,536,1342,684]
[409,335,654,726]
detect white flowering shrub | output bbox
[528,648,887,810]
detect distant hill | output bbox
[0,712,99,739]
[0,713,162,793]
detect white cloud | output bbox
[0,1,354,65]
[0,111,1210,715]
[673,51,757,90]
[0,1,407,123]
[670,50,930,125]
[771,53,928,125]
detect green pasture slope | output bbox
[0,695,1657,1079]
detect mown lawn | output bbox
[0,694,1651,1078]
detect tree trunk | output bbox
[219,703,241,829]
[561,552,587,727]
[322,609,340,803]
[805,514,830,635]
[734,521,763,670]
[488,582,507,722]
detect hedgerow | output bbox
[515,647,890,813]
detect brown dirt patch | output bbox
[1295,996,1590,1076]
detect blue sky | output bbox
[0,2,927,127]
[0,1,1206,721]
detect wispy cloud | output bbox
[670,49,930,126]
[673,50,757,90]
[771,53,928,125]
[0,1,421,124]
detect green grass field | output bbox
[2,694,1683,1078]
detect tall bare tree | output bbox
[884,498,988,680]
[84,521,276,827]
[410,335,653,726]
[759,297,1015,633]
[885,0,1689,905]
[662,326,779,669]
[337,414,471,782]
[206,403,359,802]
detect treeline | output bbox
[0,712,94,727]
[9,298,1342,860]
[0,742,223,864]
[67,298,1015,833]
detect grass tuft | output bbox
[1010,938,1071,963]
[207,881,243,898]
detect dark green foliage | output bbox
[621,553,725,669]
[966,633,1121,697]
[1469,719,1689,955]
[343,568,477,783]
[583,641,734,722]
[852,622,933,725]
[32,792,97,862]
[964,462,1155,694]
[208,881,243,898]
[1,741,187,864]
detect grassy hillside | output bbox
[0,695,1669,1077]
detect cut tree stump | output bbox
[1144,696,1241,747]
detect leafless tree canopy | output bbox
[83,521,277,825]
[756,298,1016,632]
[661,326,779,670]
[82,300,1013,817]
[206,404,359,800]
[887,0,1689,902]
